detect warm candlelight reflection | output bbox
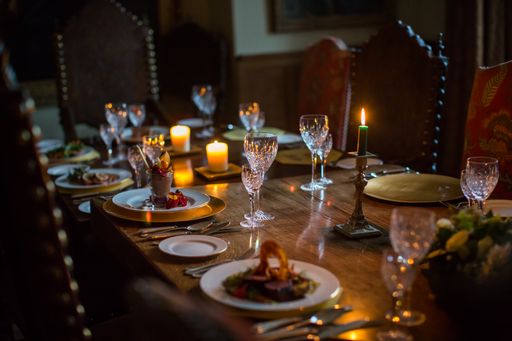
[172,159,194,186]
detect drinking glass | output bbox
[240,165,264,229]
[465,157,499,212]
[142,134,164,165]
[243,132,278,221]
[376,249,414,341]
[191,85,216,138]
[299,114,329,191]
[105,102,128,161]
[128,145,148,188]
[239,102,261,132]
[459,169,476,209]
[128,104,146,140]
[255,111,265,132]
[150,169,173,208]
[99,124,116,165]
[390,207,436,326]
[317,133,333,185]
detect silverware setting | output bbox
[184,247,256,277]
[139,221,232,241]
[347,166,416,182]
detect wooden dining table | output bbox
[53,127,461,340]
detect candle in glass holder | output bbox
[170,125,190,153]
[206,141,228,172]
[357,108,368,156]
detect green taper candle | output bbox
[357,108,368,156]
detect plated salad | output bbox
[223,241,317,303]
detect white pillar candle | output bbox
[206,141,229,172]
[170,125,190,153]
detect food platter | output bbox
[55,168,131,190]
[200,259,341,313]
[112,188,210,212]
[364,173,463,203]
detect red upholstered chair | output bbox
[462,60,512,199]
[297,37,352,151]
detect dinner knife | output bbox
[142,222,230,241]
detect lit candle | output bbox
[170,125,190,153]
[206,141,229,172]
[357,108,368,156]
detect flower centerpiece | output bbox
[423,209,512,318]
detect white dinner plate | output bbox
[37,139,63,153]
[277,134,303,145]
[486,200,512,217]
[177,118,213,128]
[121,126,169,143]
[55,168,132,190]
[200,259,341,312]
[159,235,227,258]
[78,200,91,214]
[47,164,91,177]
[112,187,210,212]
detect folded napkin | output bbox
[276,148,343,166]
[335,157,383,169]
[222,127,285,141]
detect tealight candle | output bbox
[206,141,228,172]
[357,108,368,156]
[170,125,190,153]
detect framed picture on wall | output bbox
[270,0,394,32]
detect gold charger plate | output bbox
[364,173,463,203]
[57,178,134,195]
[103,195,226,223]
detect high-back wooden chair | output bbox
[0,63,90,339]
[348,21,447,173]
[56,0,167,141]
[462,60,512,199]
[297,37,352,151]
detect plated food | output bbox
[46,140,86,160]
[68,167,120,186]
[223,241,317,303]
[112,188,208,212]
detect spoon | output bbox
[138,220,213,238]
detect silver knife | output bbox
[141,222,230,241]
[317,319,383,338]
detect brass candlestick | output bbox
[334,152,382,239]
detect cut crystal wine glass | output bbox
[128,145,148,188]
[128,103,146,140]
[389,207,436,326]
[465,156,499,212]
[239,102,261,133]
[99,123,116,166]
[191,85,216,138]
[142,134,164,165]
[243,132,278,221]
[317,133,333,185]
[299,114,329,191]
[240,165,264,229]
[105,102,128,161]
[459,169,476,209]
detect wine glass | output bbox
[299,114,329,191]
[243,132,278,221]
[377,249,414,341]
[459,169,476,209]
[128,104,146,140]
[99,124,116,165]
[239,102,261,132]
[317,133,333,185]
[389,207,436,326]
[465,157,499,212]
[255,111,265,132]
[240,165,264,229]
[191,85,216,138]
[128,145,148,188]
[105,102,128,161]
[142,134,164,165]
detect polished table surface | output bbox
[88,165,457,340]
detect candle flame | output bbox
[361,108,366,126]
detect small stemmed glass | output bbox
[465,156,499,212]
[239,102,261,133]
[191,85,216,138]
[128,104,146,140]
[317,133,333,185]
[240,165,264,229]
[105,102,128,161]
[389,207,436,326]
[243,132,278,221]
[377,249,415,341]
[142,134,164,165]
[128,145,148,188]
[299,114,329,191]
[99,124,116,166]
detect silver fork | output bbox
[184,247,256,277]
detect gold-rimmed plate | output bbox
[103,195,226,223]
[364,173,463,203]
